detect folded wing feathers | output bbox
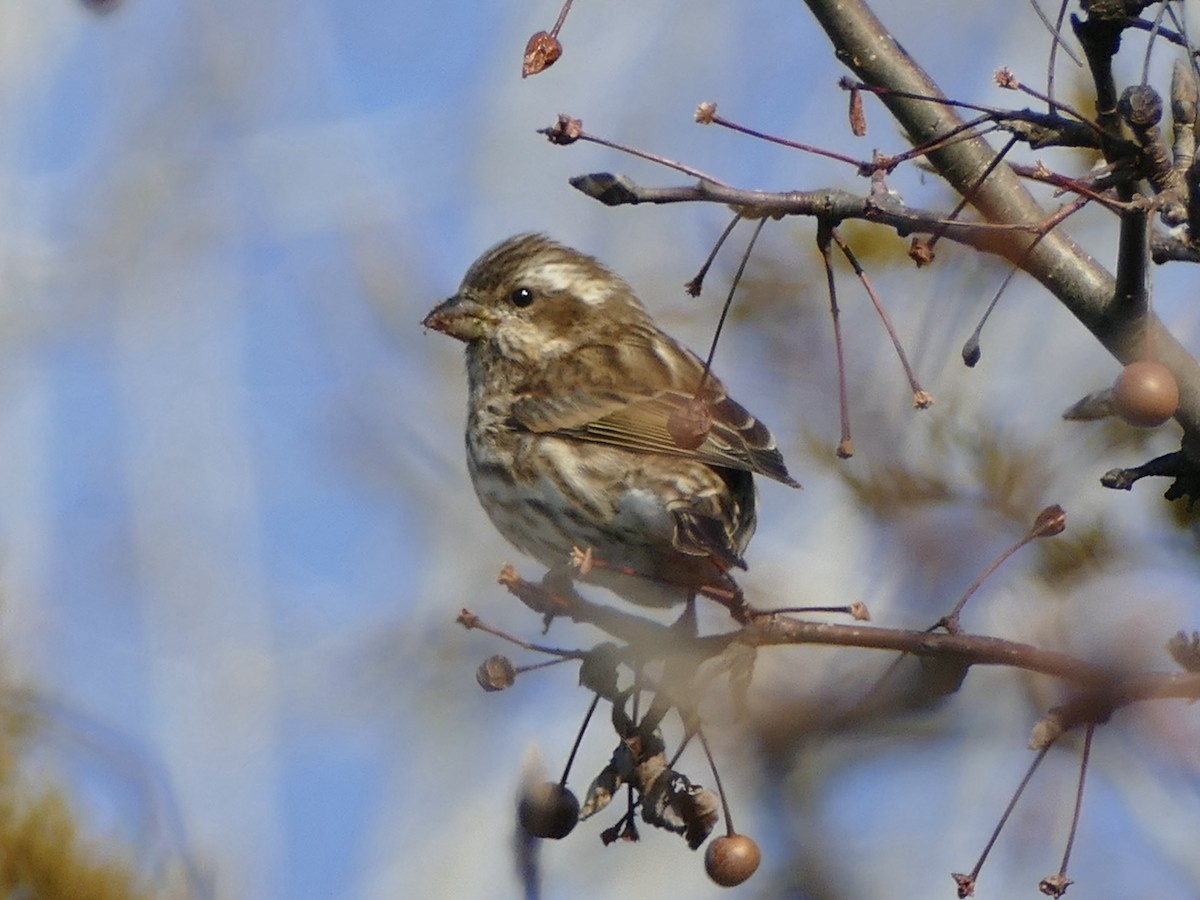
[507,339,799,487]
[703,392,799,487]
[539,391,797,487]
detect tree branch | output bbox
[802,0,1200,458]
[499,569,1200,721]
[569,173,1039,250]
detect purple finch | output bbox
[423,234,798,608]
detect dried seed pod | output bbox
[848,86,866,136]
[522,31,562,78]
[1031,504,1066,539]
[1118,84,1164,132]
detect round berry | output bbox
[1112,360,1179,428]
[517,781,579,840]
[667,397,712,451]
[704,833,761,887]
[476,655,517,692]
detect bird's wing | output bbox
[509,344,799,487]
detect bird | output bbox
[422,233,798,610]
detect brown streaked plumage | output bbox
[422,233,798,607]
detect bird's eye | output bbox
[510,287,535,308]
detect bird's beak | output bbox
[421,294,494,342]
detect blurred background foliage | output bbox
[0,1,1198,898]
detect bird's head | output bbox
[422,234,649,366]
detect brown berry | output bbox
[667,397,712,450]
[704,833,761,887]
[476,655,516,692]
[518,781,579,840]
[1112,360,1178,428]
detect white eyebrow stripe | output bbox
[530,262,614,306]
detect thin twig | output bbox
[954,743,1054,895]
[548,0,573,38]
[1057,723,1094,880]
[702,106,870,170]
[560,693,600,786]
[686,214,743,297]
[817,220,854,458]
[698,218,768,390]
[831,228,929,405]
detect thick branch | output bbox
[500,569,1200,716]
[803,0,1200,457]
[569,173,1034,252]
[719,617,1200,707]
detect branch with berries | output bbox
[442,0,1200,893]
[451,502,1200,893]
[532,0,1200,506]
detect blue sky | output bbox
[3,2,1200,898]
